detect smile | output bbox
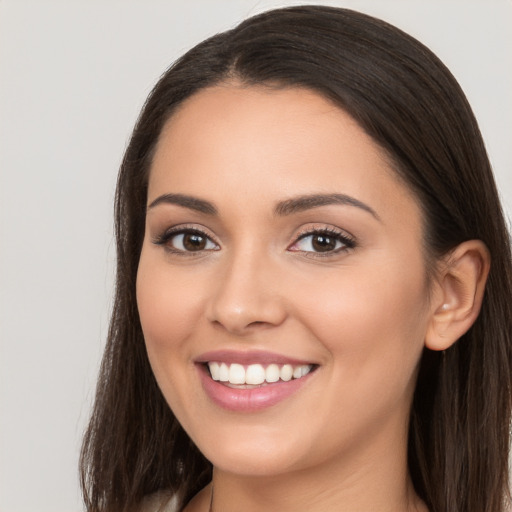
[207,362,313,387]
[196,352,318,412]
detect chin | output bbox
[193,425,310,477]
[208,450,302,478]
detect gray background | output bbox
[1,1,510,511]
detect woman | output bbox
[80,5,512,512]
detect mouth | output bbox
[206,361,315,388]
[196,351,319,412]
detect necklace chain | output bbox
[208,484,214,512]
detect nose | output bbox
[205,251,287,335]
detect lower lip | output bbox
[197,365,314,412]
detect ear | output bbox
[425,240,490,351]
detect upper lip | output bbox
[195,350,315,366]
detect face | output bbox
[136,85,434,479]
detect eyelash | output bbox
[288,227,356,258]
[152,225,356,257]
[152,226,219,256]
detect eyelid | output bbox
[288,225,356,255]
[152,224,220,253]
[151,222,355,257]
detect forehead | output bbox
[148,84,420,225]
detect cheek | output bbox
[137,255,197,344]
[136,252,211,424]
[287,260,430,450]
[135,251,207,386]
[295,255,430,386]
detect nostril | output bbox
[248,321,265,327]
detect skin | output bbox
[136,84,439,512]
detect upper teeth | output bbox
[207,362,313,385]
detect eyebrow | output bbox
[274,193,380,220]
[147,192,379,220]
[147,193,217,215]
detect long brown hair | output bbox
[80,6,512,512]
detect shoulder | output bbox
[139,491,178,512]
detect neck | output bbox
[210,470,423,512]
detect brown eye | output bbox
[311,234,337,252]
[182,232,208,251]
[156,229,219,253]
[288,229,355,255]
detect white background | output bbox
[0,1,510,511]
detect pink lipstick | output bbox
[196,350,317,412]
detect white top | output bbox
[140,492,179,512]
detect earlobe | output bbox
[425,240,490,351]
